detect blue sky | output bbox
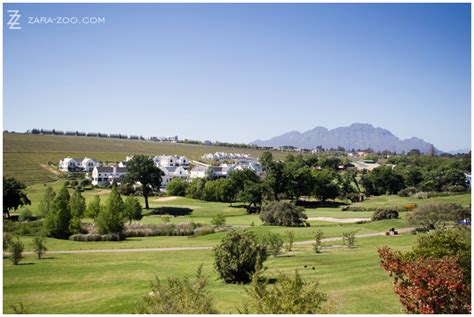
[3,3,471,151]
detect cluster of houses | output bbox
[201,152,253,161]
[59,154,263,188]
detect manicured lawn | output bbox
[3,234,416,314]
[353,193,471,208]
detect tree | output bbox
[262,232,283,257]
[43,185,72,239]
[3,177,31,218]
[138,265,218,314]
[124,196,143,224]
[407,226,471,285]
[378,247,471,314]
[38,186,55,218]
[243,270,327,314]
[87,195,101,220]
[210,213,226,227]
[69,188,86,233]
[408,203,469,229]
[360,166,405,196]
[186,178,206,200]
[260,201,307,227]
[285,165,314,201]
[259,151,273,171]
[263,161,288,200]
[312,169,339,202]
[238,181,263,213]
[124,155,164,209]
[214,230,267,283]
[96,186,125,235]
[285,230,295,252]
[166,178,188,196]
[313,230,323,253]
[9,238,24,265]
[31,236,47,259]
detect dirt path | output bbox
[40,164,62,176]
[14,228,416,255]
[307,217,371,223]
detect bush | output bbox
[243,270,327,314]
[214,230,267,283]
[442,184,466,193]
[313,230,324,253]
[260,201,307,227]
[137,265,218,314]
[4,220,44,236]
[403,203,417,210]
[398,187,417,197]
[193,226,215,237]
[166,178,189,196]
[123,223,196,237]
[3,232,12,250]
[378,247,470,313]
[9,238,24,265]
[31,236,47,259]
[371,209,399,221]
[285,230,295,252]
[19,208,35,222]
[345,192,363,202]
[408,203,470,229]
[210,213,226,227]
[342,230,358,248]
[262,232,283,257]
[68,233,124,241]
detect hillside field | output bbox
[3,133,285,185]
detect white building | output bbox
[91,166,127,186]
[153,155,189,168]
[190,166,209,179]
[159,166,190,187]
[59,157,99,172]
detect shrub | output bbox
[371,209,399,221]
[137,265,218,314]
[9,238,24,265]
[193,226,215,237]
[123,223,196,237]
[285,230,295,252]
[412,192,429,199]
[345,192,363,202]
[96,186,125,235]
[397,187,417,197]
[31,236,47,259]
[403,203,417,210]
[313,230,324,253]
[262,232,283,257]
[408,203,469,229]
[166,178,189,197]
[19,208,35,222]
[210,213,226,227]
[243,270,327,314]
[214,230,267,283]
[378,247,471,314]
[68,233,124,241]
[442,184,466,193]
[3,232,12,250]
[342,230,358,248]
[260,201,307,227]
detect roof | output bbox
[96,166,113,173]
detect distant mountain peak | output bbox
[250,123,437,153]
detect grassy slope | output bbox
[3,234,416,314]
[3,133,285,185]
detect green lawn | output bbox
[3,234,416,314]
[353,193,471,208]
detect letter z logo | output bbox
[7,10,21,30]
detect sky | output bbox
[3,3,471,152]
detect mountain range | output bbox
[250,123,438,154]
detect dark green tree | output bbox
[96,186,125,234]
[38,186,55,218]
[124,155,164,209]
[43,185,72,239]
[69,188,86,233]
[124,195,143,224]
[86,195,101,220]
[3,177,31,218]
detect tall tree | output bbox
[259,151,273,171]
[3,177,31,218]
[124,155,163,209]
[69,188,86,233]
[43,185,72,239]
[124,195,143,224]
[263,161,288,200]
[96,186,125,234]
[87,195,101,220]
[38,186,56,218]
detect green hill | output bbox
[3,133,283,185]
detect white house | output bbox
[81,157,100,172]
[59,157,82,171]
[153,155,190,168]
[91,166,127,186]
[159,166,190,187]
[190,166,209,179]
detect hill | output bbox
[3,133,284,185]
[251,123,437,153]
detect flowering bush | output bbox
[378,247,471,314]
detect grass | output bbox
[3,234,417,314]
[3,133,286,185]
